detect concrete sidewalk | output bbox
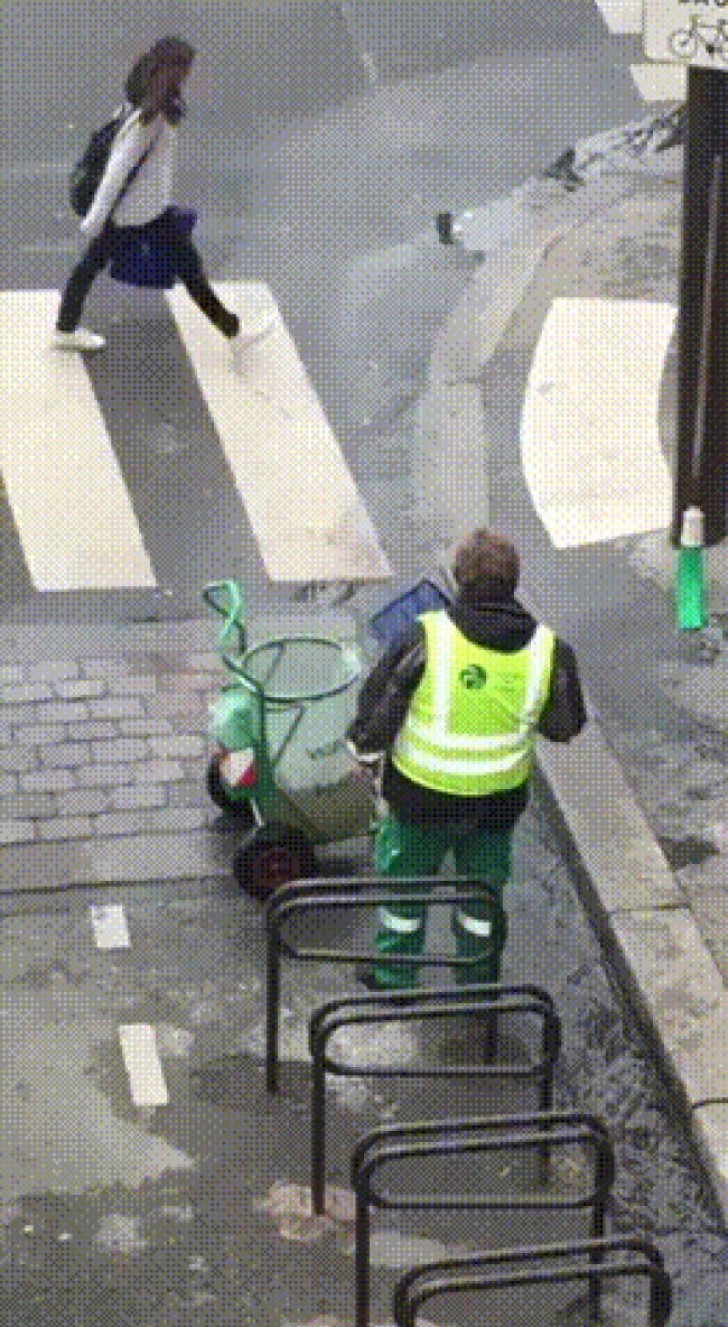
[419,121,728,1220]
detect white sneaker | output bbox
[230,318,276,372]
[53,328,106,352]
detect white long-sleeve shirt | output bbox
[83,105,178,232]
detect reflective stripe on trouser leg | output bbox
[377,906,424,935]
[372,814,446,990]
[452,895,506,985]
[373,902,426,988]
[451,826,511,984]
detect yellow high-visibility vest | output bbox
[391,611,556,795]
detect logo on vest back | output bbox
[459,664,487,690]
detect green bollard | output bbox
[676,506,708,631]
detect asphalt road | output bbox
[0,0,648,621]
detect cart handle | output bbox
[240,635,361,705]
[202,579,247,656]
[203,580,361,703]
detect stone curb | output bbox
[424,164,728,1222]
[536,733,728,1221]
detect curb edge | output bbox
[424,163,728,1226]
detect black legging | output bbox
[56,210,239,336]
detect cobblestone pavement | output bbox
[0,626,218,858]
[0,613,357,892]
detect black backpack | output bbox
[69,111,126,217]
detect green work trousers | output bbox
[372,812,512,990]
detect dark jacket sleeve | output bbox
[346,624,426,757]
[536,638,587,742]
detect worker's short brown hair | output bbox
[452,529,520,604]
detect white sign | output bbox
[644,0,728,67]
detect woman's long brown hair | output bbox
[124,36,196,122]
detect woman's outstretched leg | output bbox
[54,231,113,349]
[170,223,275,361]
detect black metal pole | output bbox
[536,1007,560,1187]
[265,926,281,1093]
[673,64,728,548]
[311,1031,328,1215]
[588,1136,617,1324]
[651,1268,673,1327]
[354,1186,372,1327]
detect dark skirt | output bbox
[108,207,198,288]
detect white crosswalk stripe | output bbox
[527,9,682,550]
[0,290,156,591]
[521,297,675,548]
[166,280,392,584]
[591,0,687,102]
[593,0,643,34]
[0,282,391,594]
[630,61,686,102]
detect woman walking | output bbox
[54,37,269,359]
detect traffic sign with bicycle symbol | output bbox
[671,14,728,62]
[644,0,728,68]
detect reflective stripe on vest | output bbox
[391,612,556,795]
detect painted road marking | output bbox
[166,281,392,583]
[90,905,130,950]
[593,0,642,34]
[119,1024,168,1108]
[0,290,155,591]
[631,62,686,103]
[521,297,675,548]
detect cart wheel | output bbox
[233,824,317,900]
[206,756,256,825]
